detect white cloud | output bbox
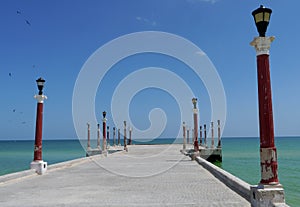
[186,0,218,4]
[136,16,157,27]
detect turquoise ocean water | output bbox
[0,137,298,206]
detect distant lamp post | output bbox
[250,5,287,207]
[102,111,107,151]
[30,77,47,175]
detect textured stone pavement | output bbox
[0,144,250,207]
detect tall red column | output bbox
[34,102,44,161]
[251,36,278,184]
[192,98,199,152]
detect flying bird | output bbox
[9,73,12,77]
[12,109,16,112]
[16,10,32,26]
[25,20,31,26]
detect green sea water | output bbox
[221,137,300,207]
[0,137,298,206]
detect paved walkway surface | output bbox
[0,144,250,207]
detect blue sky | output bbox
[1,0,300,140]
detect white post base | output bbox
[250,184,289,207]
[30,160,47,175]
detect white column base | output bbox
[30,160,47,175]
[250,184,289,207]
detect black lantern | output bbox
[102,111,106,118]
[252,5,272,37]
[36,77,45,95]
[192,98,197,109]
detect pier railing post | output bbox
[97,123,100,149]
[118,128,121,146]
[30,77,47,175]
[217,120,221,148]
[187,127,190,145]
[211,122,214,148]
[204,124,207,148]
[107,126,110,148]
[182,122,186,150]
[192,98,199,152]
[200,126,203,146]
[128,127,132,145]
[102,111,107,152]
[87,123,91,150]
[124,121,128,151]
[250,5,287,206]
[113,127,116,146]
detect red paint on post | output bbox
[257,54,275,148]
[256,52,278,184]
[193,113,199,152]
[103,120,106,151]
[34,102,44,161]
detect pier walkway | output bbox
[0,144,250,207]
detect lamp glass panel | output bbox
[255,13,263,23]
[264,13,270,22]
[37,82,44,86]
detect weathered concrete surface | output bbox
[195,155,251,201]
[0,144,250,207]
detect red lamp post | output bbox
[250,5,287,206]
[251,5,278,185]
[30,77,47,175]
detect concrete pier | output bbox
[0,144,249,207]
